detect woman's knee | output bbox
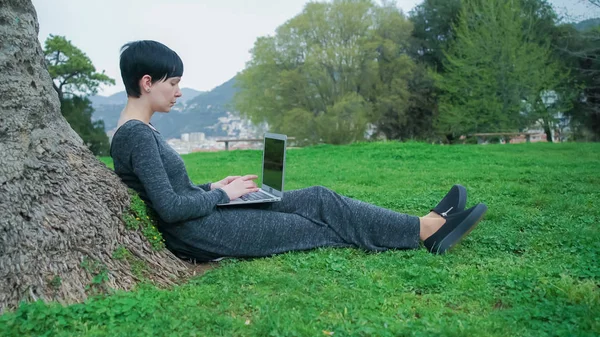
[311,186,340,201]
[310,185,330,194]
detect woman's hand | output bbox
[220,175,259,200]
[210,176,242,190]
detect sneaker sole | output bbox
[433,203,488,254]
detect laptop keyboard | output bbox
[239,191,273,201]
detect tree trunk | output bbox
[543,120,553,143]
[0,0,190,314]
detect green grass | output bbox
[2,142,599,336]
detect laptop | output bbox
[217,133,287,206]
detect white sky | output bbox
[32,0,599,97]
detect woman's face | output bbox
[148,76,183,113]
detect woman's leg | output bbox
[164,207,352,259]
[255,186,421,251]
[164,186,421,259]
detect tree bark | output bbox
[0,0,190,313]
[544,124,553,143]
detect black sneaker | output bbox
[424,203,488,255]
[431,184,467,218]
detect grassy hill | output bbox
[2,142,599,336]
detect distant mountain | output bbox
[88,91,127,106]
[90,87,202,106]
[180,88,204,102]
[574,18,600,31]
[91,79,240,139]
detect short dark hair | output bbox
[119,40,184,97]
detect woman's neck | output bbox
[118,97,154,127]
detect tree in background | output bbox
[409,0,569,142]
[405,0,463,143]
[60,97,110,155]
[435,0,567,139]
[409,0,559,70]
[44,35,114,100]
[519,0,573,142]
[409,0,462,72]
[235,0,415,145]
[553,14,600,140]
[44,35,114,155]
[400,64,439,140]
[367,1,417,140]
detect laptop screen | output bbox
[263,137,285,191]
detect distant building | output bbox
[166,139,191,154]
[189,132,205,142]
[160,111,269,154]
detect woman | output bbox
[110,40,488,262]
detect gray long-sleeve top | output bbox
[109,120,230,225]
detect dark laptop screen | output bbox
[263,138,285,191]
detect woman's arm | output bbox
[128,125,229,224]
[197,183,212,191]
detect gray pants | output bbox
[161,186,420,261]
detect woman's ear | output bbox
[139,75,153,94]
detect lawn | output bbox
[1,142,599,336]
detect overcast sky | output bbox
[32,0,599,97]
